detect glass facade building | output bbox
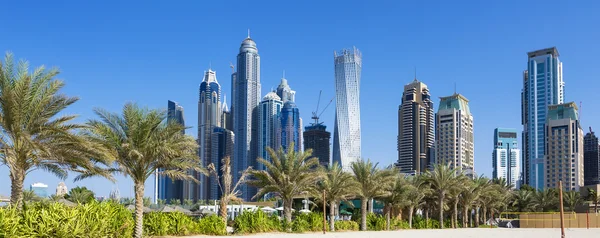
[304,124,331,167]
[158,100,187,202]
[198,69,222,201]
[584,129,600,186]
[522,47,564,189]
[232,36,261,201]
[280,101,302,152]
[207,127,234,200]
[30,183,48,198]
[492,128,521,189]
[332,47,362,171]
[258,92,283,170]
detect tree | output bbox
[207,156,250,223]
[563,190,582,212]
[65,186,95,204]
[405,175,429,228]
[511,189,535,212]
[247,145,320,225]
[425,164,459,229]
[183,199,194,208]
[448,175,467,228]
[157,199,166,206]
[350,159,395,231]
[0,53,112,208]
[380,174,408,230]
[143,197,152,207]
[587,188,600,213]
[312,162,357,231]
[85,103,202,238]
[533,189,558,212]
[22,190,40,202]
[169,198,181,206]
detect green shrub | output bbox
[366,213,386,231]
[198,215,227,235]
[234,210,282,234]
[334,220,359,231]
[291,212,327,233]
[412,215,440,229]
[390,218,410,230]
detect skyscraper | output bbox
[158,100,186,202]
[521,70,530,187]
[492,128,521,188]
[396,79,434,174]
[584,128,600,185]
[56,182,67,197]
[333,47,362,171]
[544,102,583,191]
[221,95,233,131]
[232,34,261,201]
[30,183,48,198]
[304,124,331,167]
[208,127,234,200]
[280,101,302,152]
[198,69,222,201]
[276,76,296,103]
[435,93,475,178]
[522,47,564,189]
[258,92,283,170]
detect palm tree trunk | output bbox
[453,199,458,228]
[475,206,480,226]
[9,169,25,209]
[425,208,429,228]
[482,206,487,225]
[463,206,468,228]
[284,198,293,224]
[385,204,390,230]
[329,200,336,231]
[361,198,368,231]
[219,199,228,223]
[438,194,444,229]
[134,182,145,238]
[408,206,414,229]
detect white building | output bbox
[492,128,521,188]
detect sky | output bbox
[1,0,599,199]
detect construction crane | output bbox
[311,90,334,126]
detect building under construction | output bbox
[304,124,331,167]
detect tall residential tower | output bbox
[396,79,434,174]
[584,128,600,185]
[198,69,222,201]
[522,47,564,189]
[158,100,186,202]
[232,35,261,201]
[257,92,283,170]
[492,128,521,188]
[333,47,362,171]
[435,93,475,178]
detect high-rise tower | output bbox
[435,94,475,178]
[544,102,583,191]
[522,47,564,189]
[258,92,283,170]
[332,47,362,171]
[281,101,302,152]
[158,100,186,202]
[396,79,434,174]
[584,128,600,185]
[232,34,261,201]
[198,69,221,201]
[276,76,296,103]
[304,124,331,167]
[492,128,521,189]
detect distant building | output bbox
[109,187,120,201]
[435,93,475,178]
[232,35,261,201]
[492,128,521,189]
[281,101,302,152]
[30,183,48,198]
[333,47,362,171]
[544,102,583,191]
[396,79,434,175]
[55,182,68,197]
[584,128,600,185]
[198,69,222,201]
[276,77,296,103]
[207,127,235,200]
[303,124,331,167]
[221,95,233,131]
[158,100,186,202]
[258,92,283,170]
[522,47,564,189]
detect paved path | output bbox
[183,228,600,238]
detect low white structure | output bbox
[197,204,258,219]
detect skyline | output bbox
[1,0,599,198]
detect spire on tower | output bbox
[247,29,250,38]
[283,70,285,79]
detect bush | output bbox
[412,215,440,229]
[234,210,282,234]
[366,213,386,231]
[198,215,227,235]
[334,220,359,231]
[291,212,327,233]
[143,211,200,236]
[390,218,410,230]
[0,201,134,237]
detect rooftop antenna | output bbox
[283,70,285,79]
[454,82,457,95]
[209,61,212,70]
[414,67,417,80]
[229,62,234,74]
[247,29,250,38]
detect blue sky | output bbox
[1,0,599,198]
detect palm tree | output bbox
[587,188,600,213]
[313,162,356,231]
[448,174,467,228]
[533,189,558,212]
[405,175,429,228]
[85,103,202,238]
[207,156,250,223]
[247,145,320,224]
[563,190,582,212]
[350,159,396,231]
[169,198,181,205]
[157,199,166,206]
[381,174,409,230]
[65,186,95,204]
[183,199,194,208]
[511,189,535,212]
[0,53,113,208]
[22,190,40,202]
[425,164,459,229]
